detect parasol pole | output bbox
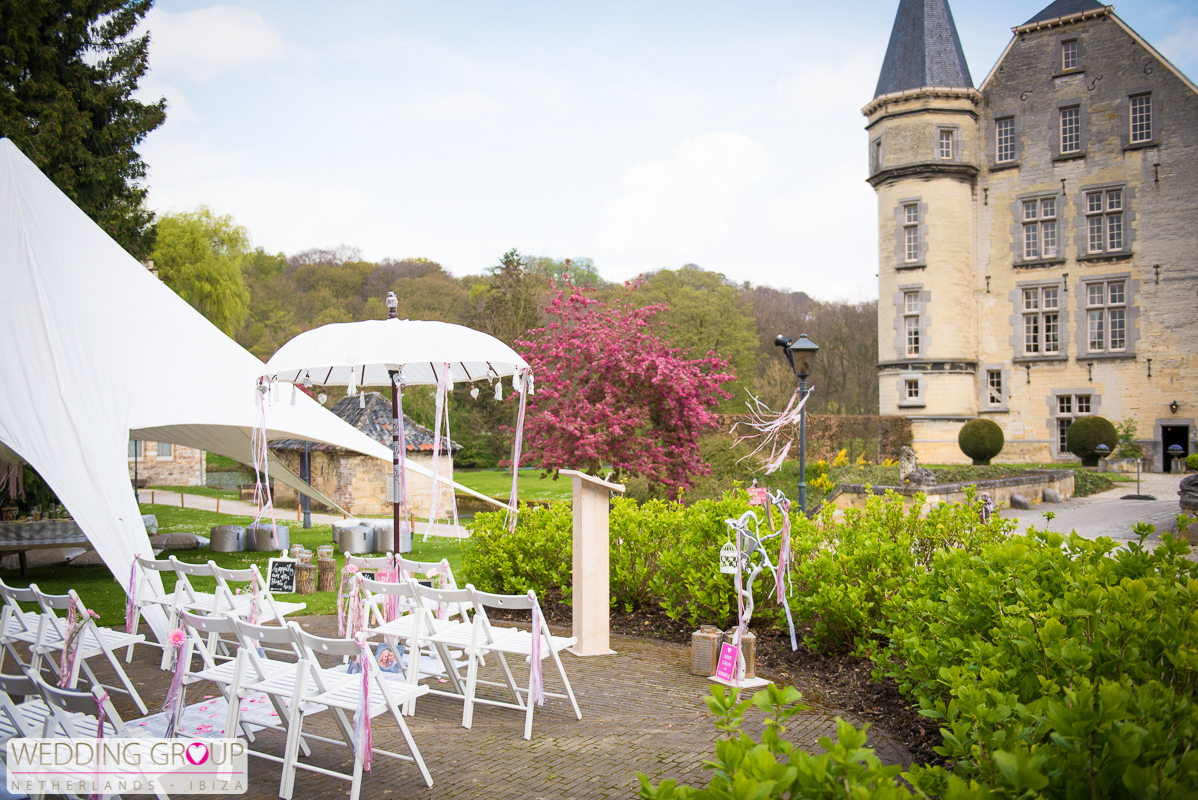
[386,293,402,553]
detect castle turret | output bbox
[866,0,981,457]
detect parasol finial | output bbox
[385,292,398,320]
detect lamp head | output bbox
[786,334,820,380]
[1169,399,1179,414]
[774,334,796,374]
[385,292,398,319]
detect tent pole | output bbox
[391,369,401,554]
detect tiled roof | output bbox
[874,0,973,98]
[271,392,459,453]
[1023,0,1107,25]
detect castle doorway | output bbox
[1162,425,1190,473]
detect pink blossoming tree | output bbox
[515,280,735,493]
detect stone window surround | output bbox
[1009,189,1067,265]
[1119,88,1162,150]
[870,136,883,174]
[897,373,927,409]
[892,284,930,362]
[980,365,1010,413]
[1075,271,1139,358]
[1054,32,1085,76]
[1009,278,1068,360]
[1073,181,1135,259]
[1046,389,1102,459]
[988,114,1023,169]
[934,124,961,162]
[893,198,928,267]
[1052,99,1090,161]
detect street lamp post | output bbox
[775,333,820,516]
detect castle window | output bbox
[157,442,173,460]
[903,291,920,357]
[871,138,882,172]
[1060,107,1081,153]
[1056,393,1093,455]
[987,371,1003,406]
[938,129,953,159]
[1086,280,1127,352]
[906,379,920,399]
[1062,40,1078,71]
[1130,94,1152,142]
[1085,189,1124,253]
[903,204,920,262]
[127,440,142,459]
[1022,286,1060,355]
[1022,197,1058,260]
[996,118,1015,163]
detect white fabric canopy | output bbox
[265,318,530,387]
[0,139,499,641]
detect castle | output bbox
[868,0,1197,471]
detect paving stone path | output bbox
[95,615,909,800]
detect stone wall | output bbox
[271,449,450,517]
[127,442,204,486]
[825,469,1075,511]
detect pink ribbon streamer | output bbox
[58,603,98,688]
[428,363,451,528]
[731,386,815,474]
[162,630,187,738]
[394,375,413,543]
[353,635,372,772]
[125,557,140,635]
[507,372,530,533]
[251,380,280,547]
[381,555,400,623]
[434,559,450,621]
[528,592,544,706]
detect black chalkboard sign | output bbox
[267,558,297,594]
[358,570,377,583]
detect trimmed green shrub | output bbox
[638,685,910,799]
[1065,415,1118,466]
[1187,453,1198,471]
[957,418,1005,465]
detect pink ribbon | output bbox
[58,603,98,688]
[528,592,544,706]
[381,555,400,623]
[337,564,360,636]
[125,557,140,635]
[353,635,372,772]
[162,630,187,738]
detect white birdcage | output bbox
[719,541,740,574]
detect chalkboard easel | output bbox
[267,557,298,594]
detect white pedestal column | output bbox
[560,469,624,657]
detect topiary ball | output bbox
[1066,416,1118,467]
[958,419,1004,465]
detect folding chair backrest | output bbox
[179,609,238,638]
[347,554,393,571]
[358,576,417,600]
[0,579,40,636]
[168,555,217,606]
[33,674,129,740]
[30,586,77,614]
[397,556,457,585]
[227,615,302,677]
[292,625,362,661]
[0,670,40,738]
[358,575,417,627]
[135,555,175,574]
[469,587,536,613]
[0,671,37,699]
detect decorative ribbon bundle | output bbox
[124,557,140,635]
[58,602,99,688]
[161,628,188,738]
[353,633,372,772]
[528,591,544,706]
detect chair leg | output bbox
[461,645,480,730]
[392,709,433,787]
[524,669,536,740]
[278,663,307,800]
[101,642,147,715]
[550,646,582,721]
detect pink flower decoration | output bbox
[346,565,359,574]
[167,628,186,648]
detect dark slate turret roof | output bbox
[272,392,459,453]
[874,0,973,98]
[1023,0,1107,26]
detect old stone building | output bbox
[270,392,459,516]
[127,440,204,486]
[867,0,1197,470]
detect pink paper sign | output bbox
[715,642,739,682]
[748,487,768,506]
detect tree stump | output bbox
[317,558,337,592]
[295,564,317,595]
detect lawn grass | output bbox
[0,504,471,631]
[454,468,573,503]
[206,453,245,471]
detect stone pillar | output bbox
[560,470,624,657]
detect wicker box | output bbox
[690,626,723,676]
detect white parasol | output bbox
[262,294,532,550]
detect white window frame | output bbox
[938,129,954,160]
[1060,107,1081,154]
[1085,188,1125,253]
[903,204,920,263]
[1129,94,1152,143]
[903,291,920,357]
[1021,196,1059,260]
[987,371,1003,407]
[157,442,174,461]
[1085,280,1127,353]
[905,379,920,400]
[1021,285,1061,356]
[996,118,1015,163]
[1056,393,1093,454]
[1062,40,1078,71]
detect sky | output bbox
[136,0,1198,301]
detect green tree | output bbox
[468,248,542,346]
[153,206,251,335]
[0,0,166,258]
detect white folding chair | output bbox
[30,674,169,800]
[124,554,202,662]
[0,580,58,674]
[29,586,148,714]
[0,671,53,742]
[467,587,582,739]
[281,624,432,800]
[397,556,472,622]
[163,558,245,667]
[212,563,306,625]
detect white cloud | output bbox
[595,132,771,259]
[412,90,497,117]
[143,5,285,82]
[777,52,881,112]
